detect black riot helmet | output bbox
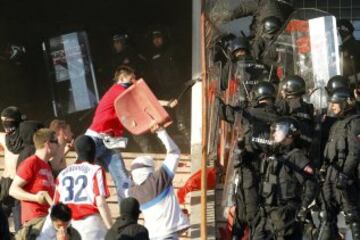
[252,81,276,102]
[326,75,349,94]
[113,32,129,43]
[282,75,306,97]
[337,19,355,40]
[227,37,250,60]
[262,16,282,35]
[214,33,236,63]
[328,87,355,115]
[271,116,301,143]
[328,87,353,104]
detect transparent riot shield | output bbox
[221,61,253,207]
[265,9,341,112]
[42,31,99,116]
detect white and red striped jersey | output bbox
[54,162,110,220]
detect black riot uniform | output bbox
[218,82,279,236]
[337,20,360,86]
[145,29,179,99]
[316,75,351,168]
[252,16,282,65]
[221,36,269,101]
[252,117,317,240]
[276,75,314,149]
[111,33,147,78]
[319,87,360,240]
[228,0,293,40]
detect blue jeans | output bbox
[90,136,130,200]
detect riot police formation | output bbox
[319,87,360,240]
[252,117,317,240]
[210,4,360,239]
[218,81,279,238]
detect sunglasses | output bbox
[49,139,59,144]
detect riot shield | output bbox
[264,9,341,112]
[42,31,99,116]
[221,60,253,207]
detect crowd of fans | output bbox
[0,25,190,240]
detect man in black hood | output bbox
[0,106,26,230]
[1,106,25,155]
[105,197,149,240]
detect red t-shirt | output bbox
[16,155,55,224]
[89,84,126,137]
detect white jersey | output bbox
[54,162,110,220]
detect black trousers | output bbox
[251,205,303,240]
[235,165,259,225]
[319,166,360,239]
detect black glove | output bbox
[216,96,236,123]
[319,167,327,183]
[296,207,309,223]
[336,172,350,190]
[216,96,226,119]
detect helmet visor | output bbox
[271,123,289,143]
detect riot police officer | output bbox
[252,16,282,65]
[220,37,254,91]
[252,117,317,240]
[218,81,279,238]
[111,33,146,78]
[315,75,351,169]
[216,0,293,40]
[337,19,360,85]
[319,87,360,240]
[222,36,269,101]
[145,28,179,99]
[276,75,314,149]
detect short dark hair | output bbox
[114,65,135,80]
[50,203,72,222]
[49,119,68,132]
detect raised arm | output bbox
[156,129,181,177]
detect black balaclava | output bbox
[120,197,141,220]
[74,135,96,163]
[1,106,24,154]
[17,120,44,168]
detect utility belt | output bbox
[261,181,300,206]
[85,129,128,149]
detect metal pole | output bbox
[200,0,208,239]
